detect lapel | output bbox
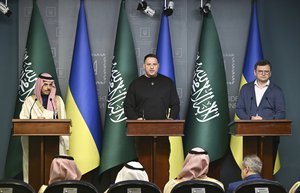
[250,81,258,107]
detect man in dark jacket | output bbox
[235,60,285,168]
[226,155,270,193]
[236,60,285,120]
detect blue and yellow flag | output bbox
[156,12,184,179]
[230,0,280,174]
[66,0,102,174]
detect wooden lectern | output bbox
[12,119,71,192]
[229,119,291,179]
[126,120,184,191]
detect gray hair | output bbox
[242,154,262,174]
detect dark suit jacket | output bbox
[226,174,262,193]
[236,81,286,120]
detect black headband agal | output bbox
[38,73,54,80]
[125,163,145,171]
[55,155,74,160]
[189,150,208,155]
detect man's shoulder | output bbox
[228,180,244,189]
[55,95,63,100]
[157,74,173,82]
[24,95,36,102]
[269,81,283,91]
[131,75,146,84]
[238,82,253,95]
[158,73,170,79]
[54,95,65,104]
[242,81,255,88]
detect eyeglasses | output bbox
[257,70,270,75]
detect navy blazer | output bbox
[236,81,286,120]
[226,174,262,193]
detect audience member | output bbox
[163,147,224,193]
[226,154,264,193]
[105,161,149,193]
[38,155,82,193]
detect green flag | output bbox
[5,0,61,178]
[183,11,229,161]
[99,0,138,174]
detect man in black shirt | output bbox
[124,53,180,120]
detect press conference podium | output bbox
[12,119,71,192]
[126,120,184,191]
[229,119,291,179]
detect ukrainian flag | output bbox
[66,0,102,174]
[156,12,184,179]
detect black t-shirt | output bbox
[124,74,180,120]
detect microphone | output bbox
[29,98,38,119]
[142,109,145,120]
[249,97,253,117]
[166,108,171,119]
[49,98,57,119]
[140,98,148,120]
[265,97,274,111]
[265,97,275,119]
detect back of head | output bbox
[242,154,262,174]
[49,156,82,184]
[177,147,209,181]
[115,161,149,183]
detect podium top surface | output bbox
[126,120,185,136]
[229,119,292,136]
[12,119,71,136]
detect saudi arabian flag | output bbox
[99,0,138,174]
[5,0,60,178]
[184,10,229,161]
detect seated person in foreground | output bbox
[105,161,149,193]
[226,154,268,193]
[38,155,82,193]
[163,147,224,193]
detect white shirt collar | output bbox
[254,80,270,88]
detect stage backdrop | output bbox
[0,0,300,190]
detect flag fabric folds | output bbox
[230,0,262,168]
[4,0,61,178]
[230,0,280,173]
[99,0,138,174]
[66,0,102,174]
[156,12,184,179]
[183,11,229,162]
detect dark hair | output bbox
[189,150,208,155]
[254,60,272,70]
[144,53,158,63]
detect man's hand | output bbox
[251,115,263,120]
[137,117,144,120]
